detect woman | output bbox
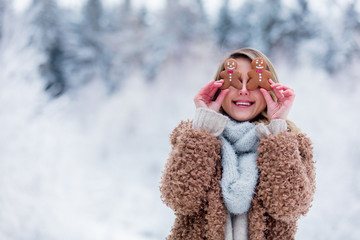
[160,48,316,240]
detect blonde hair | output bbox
[214,48,300,133]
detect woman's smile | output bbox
[232,99,255,108]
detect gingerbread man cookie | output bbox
[219,58,242,90]
[247,57,272,91]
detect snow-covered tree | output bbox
[99,0,140,90]
[72,0,122,92]
[342,0,360,61]
[106,0,138,31]
[254,0,284,54]
[215,0,235,49]
[83,0,103,32]
[0,0,6,41]
[273,0,316,60]
[118,0,132,28]
[228,0,317,60]
[163,0,210,45]
[218,0,286,54]
[137,0,210,82]
[313,0,360,74]
[231,0,259,49]
[27,0,66,97]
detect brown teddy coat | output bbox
[160,120,316,240]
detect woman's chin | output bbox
[229,112,255,122]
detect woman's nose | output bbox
[239,81,249,96]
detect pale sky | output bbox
[13,0,223,15]
[13,0,164,12]
[12,0,353,18]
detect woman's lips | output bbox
[232,100,255,108]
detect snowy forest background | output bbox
[0,0,360,239]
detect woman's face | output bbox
[221,57,267,122]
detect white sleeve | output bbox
[255,119,287,139]
[192,108,229,137]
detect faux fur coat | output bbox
[160,120,316,240]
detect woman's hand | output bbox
[193,80,229,112]
[260,79,295,121]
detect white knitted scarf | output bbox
[220,120,260,214]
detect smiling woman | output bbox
[212,48,300,133]
[220,57,267,122]
[160,47,316,240]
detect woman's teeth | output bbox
[235,102,252,106]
